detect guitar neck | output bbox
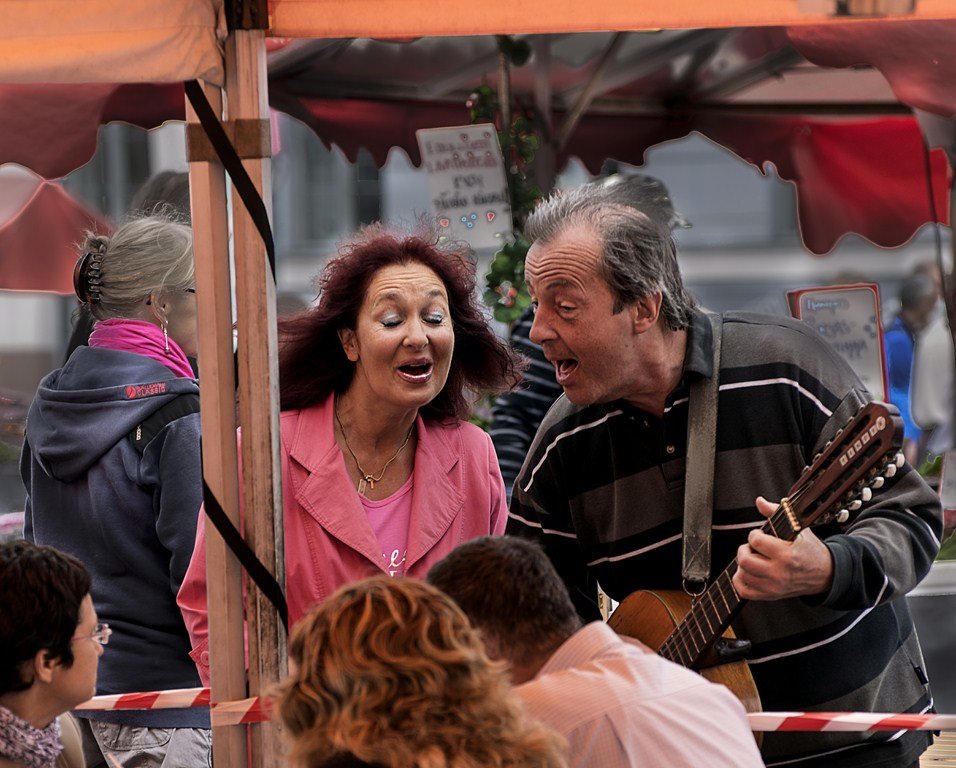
[659,504,802,669]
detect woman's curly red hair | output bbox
[274,577,567,768]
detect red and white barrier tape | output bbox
[77,687,953,731]
[76,687,270,727]
[747,712,953,732]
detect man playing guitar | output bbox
[507,184,942,768]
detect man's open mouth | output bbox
[554,359,579,382]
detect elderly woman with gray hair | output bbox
[20,217,210,767]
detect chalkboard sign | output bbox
[416,124,513,250]
[787,283,888,401]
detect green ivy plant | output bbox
[467,37,544,325]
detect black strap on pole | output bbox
[202,478,289,632]
[186,77,286,630]
[184,79,275,280]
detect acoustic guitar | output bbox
[608,401,904,715]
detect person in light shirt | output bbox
[273,576,568,768]
[428,536,764,768]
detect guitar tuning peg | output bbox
[860,487,873,502]
[848,499,863,511]
[836,509,850,523]
[894,453,905,468]
[885,464,898,478]
[871,476,885,489]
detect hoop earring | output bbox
[162,323,170,353]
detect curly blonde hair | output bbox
[274,577,567,768]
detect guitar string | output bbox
[659,409,893,662]
[660,442,891,665]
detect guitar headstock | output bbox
[785,401,903,530]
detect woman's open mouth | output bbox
[554,358,579,384]
[397,359,434,384]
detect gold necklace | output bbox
[334,407,414,495]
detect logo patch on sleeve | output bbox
[125,382,168,399]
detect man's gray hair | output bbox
[525,184,695,331]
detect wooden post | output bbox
[224,28,287,768]
[532,36,556,194]
[186,82,248,768]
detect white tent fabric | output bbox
[0,0,225,85]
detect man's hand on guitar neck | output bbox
[732,496,835,601]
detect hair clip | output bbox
[73,251,103,304]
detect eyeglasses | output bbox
[146,288,194,306]
[72,622,112,646]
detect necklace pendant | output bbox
[368,477,376,490]
[358,476,368,495]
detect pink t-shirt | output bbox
[360,476,414,577]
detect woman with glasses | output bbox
[0,540,101,768]
[19,217,210,766]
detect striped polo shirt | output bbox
[508,309,942,768]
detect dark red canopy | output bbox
[2,19,955,291]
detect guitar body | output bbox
[603,402,904,750]
[608,589,762,715]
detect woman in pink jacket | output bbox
[178,226,521,682]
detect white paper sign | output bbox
[416,124,513,250]
[787,284,887,401]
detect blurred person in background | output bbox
[20,217,209,767]
[884,270,940,464]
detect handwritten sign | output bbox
[416,124,513,250]
[787,283,887,401]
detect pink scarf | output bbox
[89,318,195,379]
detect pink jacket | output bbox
[177,396,507,683]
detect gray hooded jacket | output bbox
[21,346,207,728]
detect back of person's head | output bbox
[587,173,691,233]
[900,271,939,312]
[128,170,191,222]
[0,540,91,696]
[427,536,582,671]
[74,216,194,322]
[274,576,567,768]
[525,183,695,331]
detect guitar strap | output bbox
[682,309,722,591]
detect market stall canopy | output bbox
[2,8,956,293]
[0,166,110,293]
[269,0,956,37]
[0,1,224,85]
